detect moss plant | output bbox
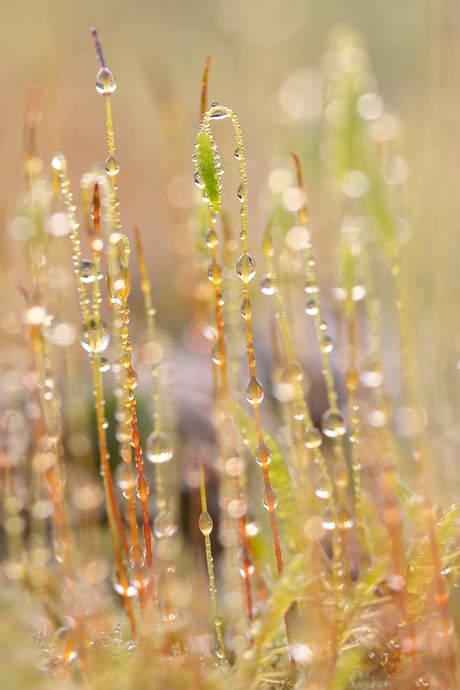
[1,24,460,690]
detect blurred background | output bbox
[1,0,460,501]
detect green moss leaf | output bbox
[196,129,220,213]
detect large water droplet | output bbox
[320,507,336,530]
[95,67,117,95]
[205,228,218,249]
[207,259,221,284]
[322,409,346,438]
[304,427,322,449]
[153,512,177,538]
[79,318,110,354]
[111,561,137,598]
[227,498,247,519]
[262,485,278,511]
[236,252,256,283]
[305,299,318,315]
[360,359,383,389]
[225,450,245,477]
[105,156,120,176]
[115,462,136,497]
[145,431,173,464]
[260,274,275,295]
[320,335,333,353]
[129,545,146,569]
[210,101,229,119]
[211,342,222,366]
[100,357,110,372]
[199,511,213,536]
[245,377,264,405]
[135,475,149,501]
[236,548,255,577]
[80,260,96,283]
[194,171,204,189]
[315,473,333,499]
[255,442,271,467]
[338,505,354,530]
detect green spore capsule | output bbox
[195,129,221,213]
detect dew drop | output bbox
[262,485,278,510]
[136,475,149,500]
[241,301,251,319]
[234,147,241,160]
[236,549,255,577]
[281,360,304,384]
[339,505,354,530]
[255,441,272,467]
[260,274,275,295]
[105,156,120,176]
[211,342,222,366]
[322,409,346,438]
[225,450,245,477]
[334,462,348,489]
[245,377,264,405]
[111,563,137,598]
[100,357,110,372]
[153,512,177,538]
[95,67,117,95]
[320,507,336,530]
[199,511,213,536]
[236,252,256,283]
[360,359,383,388]
[129,545,146,569]
[79,318,110,354]
[80,260,96,283]
[304,427,323,449]
[320,335,333,353]
[115,462,136,496]
[305,299,318,315]
[237,184,243,202]
[304,280,319,294]
[315,473,333,499]
[210,102,229,119]
[194,171,204,189]
[145,431,173,464]
[205,228,218,249]
[207,259,221,284]
[227,498,247,519]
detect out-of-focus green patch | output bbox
[232,402,305,557]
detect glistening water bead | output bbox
[255,442,272,467]
[236,252,256,283]
[321,409,346,438]
[315,473,333,500]
[209,101,230,120]
[145,431,173,464]
[260,274,275,295]
[95,67,117,95]
[115,462,136,497]
[80,260,96,283]
[199,511,213,536]
[305,299,318,315]
[105,156,120,176]
[262,485,278,510]
[153,512,177,538]
[245,377,264,405]
[79,318,110,354]
[304,427,323,449]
